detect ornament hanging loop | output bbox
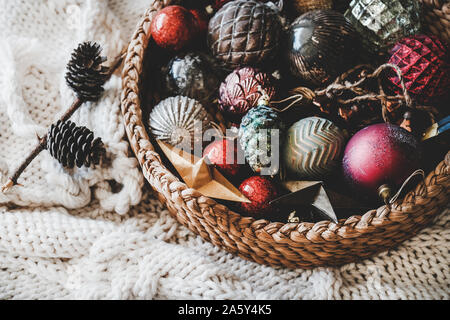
[271,86,316,113]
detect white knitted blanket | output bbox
[0,0,448,300]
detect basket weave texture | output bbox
[419,0,450,43]
[121,0,450,269]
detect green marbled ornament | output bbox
[239,99,284,176]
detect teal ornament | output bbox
[344,0,421,54]
[283,117,346,179]
[239,95,284,176]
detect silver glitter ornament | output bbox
[344,0,421,54]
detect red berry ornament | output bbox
[343,123,422,199]
[203,138,244,178]
[150,5,197,51]
[387,34,449,105]
[239,176,279,217]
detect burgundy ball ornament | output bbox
[150,5,197,51]
[342,123,422,200]
[286,10,361,86]
[203,138,244,179]
[387,34,450,105]
[219,67,276,121]
[239,176,280,217]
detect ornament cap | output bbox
[257,85,270,106]
[378,184,392,205]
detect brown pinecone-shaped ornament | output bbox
[65,42,109,102]
[47,120,105,168]
[207,0,282,69]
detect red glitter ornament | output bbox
[387,34,450,105]
[203,138,244,179]
[342,123,422,199]
[150,5,197,51]
[238,176,279,217]
[219,67,276,121]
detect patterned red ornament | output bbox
[150,5,197,51]
[387,34,450,105]
[219,67,275,121]
[239,176,280,217]
[203,138,244,179]
[342,123,422,198]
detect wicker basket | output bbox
[419,0,450,43]
[120,0,450,269]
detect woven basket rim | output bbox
[120,1,450,268]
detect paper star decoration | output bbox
[270,181,339,223]
[157,140,250,203]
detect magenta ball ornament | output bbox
[342,123,422,199]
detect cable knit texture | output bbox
[0,0,448,300]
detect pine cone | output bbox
[65,42,109,102]
[47,120,105,168]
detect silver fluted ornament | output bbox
[148,96,213,149]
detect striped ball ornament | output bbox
[283,117,346,179]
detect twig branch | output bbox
[1,49,126,193]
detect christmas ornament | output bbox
[286,10,360,86]
[399,109,433,138]
[219,67,276,121]
[165,53,220,106]
[342,123,422,199]
[274,180,372,221]
[203,138,244,178]
[239,95,284,176]
[148,96,213,149]
[289,0,333,15]
[270,181,338,223]
[387,34,450,105]
[283,117,346,179]
[157,140,250,203]
[189,9,209,36]
[150,5,197,51]
[239,176,280,217]
[344,0,421,54]
[47,120,105,168]
[212,0,273,12]
[208,0,282,69]
[65,42,109,102]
